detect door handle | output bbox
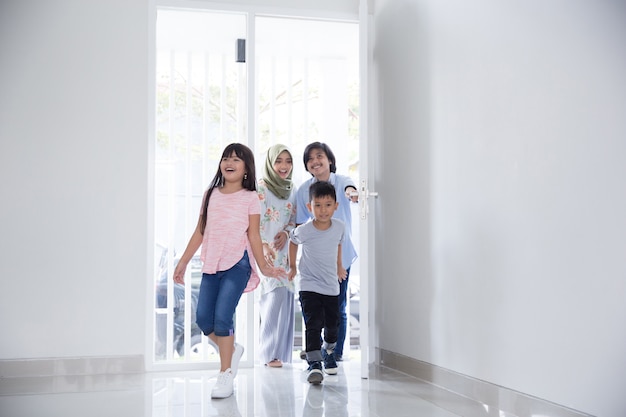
[358,179,378,220]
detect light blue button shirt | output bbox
[295,173,358,269]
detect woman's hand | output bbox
[272,230,289,251]
[263,242,277,265]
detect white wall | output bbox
[0,0,149,359]
[0,0,358,362]
[2,0,625,415]
[372,1,626,416]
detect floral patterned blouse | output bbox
[257,179,297,294]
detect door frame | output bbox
[358,0,376,379]
[147,0,375,373]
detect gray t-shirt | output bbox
[290,219,346,296]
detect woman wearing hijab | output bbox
[257,144,297,367]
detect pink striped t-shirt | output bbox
[199,188,261,293]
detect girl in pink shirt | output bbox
[173,143,286,399]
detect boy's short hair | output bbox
[309,181,337,202]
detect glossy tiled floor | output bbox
[0,353,585,417]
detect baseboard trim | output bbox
[0,355,144,378]
[377,348,594,417]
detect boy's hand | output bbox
[288,265,297,281]
[338,267,348,282]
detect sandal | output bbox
[267,359,283,368]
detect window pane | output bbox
[154,9,246,364]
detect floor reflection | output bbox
[0,355,591,417]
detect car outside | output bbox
[154,245,361,358]
[154,246,216,359]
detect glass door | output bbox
[152,7,363,369]
[254,17,360,361]
[153,9,248,366]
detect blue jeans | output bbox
[335,267,350,357]
[196,251,251,337]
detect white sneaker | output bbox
[211,369,234,399]
[231,343,244,377]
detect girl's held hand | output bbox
[173,262,187,284]
[261,263,288,280]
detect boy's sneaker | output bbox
[323,352,338,375]
[307,361,324,384]
[231,343,244,377]
[211,369,234,398]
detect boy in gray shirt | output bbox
[288,181,347,384]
